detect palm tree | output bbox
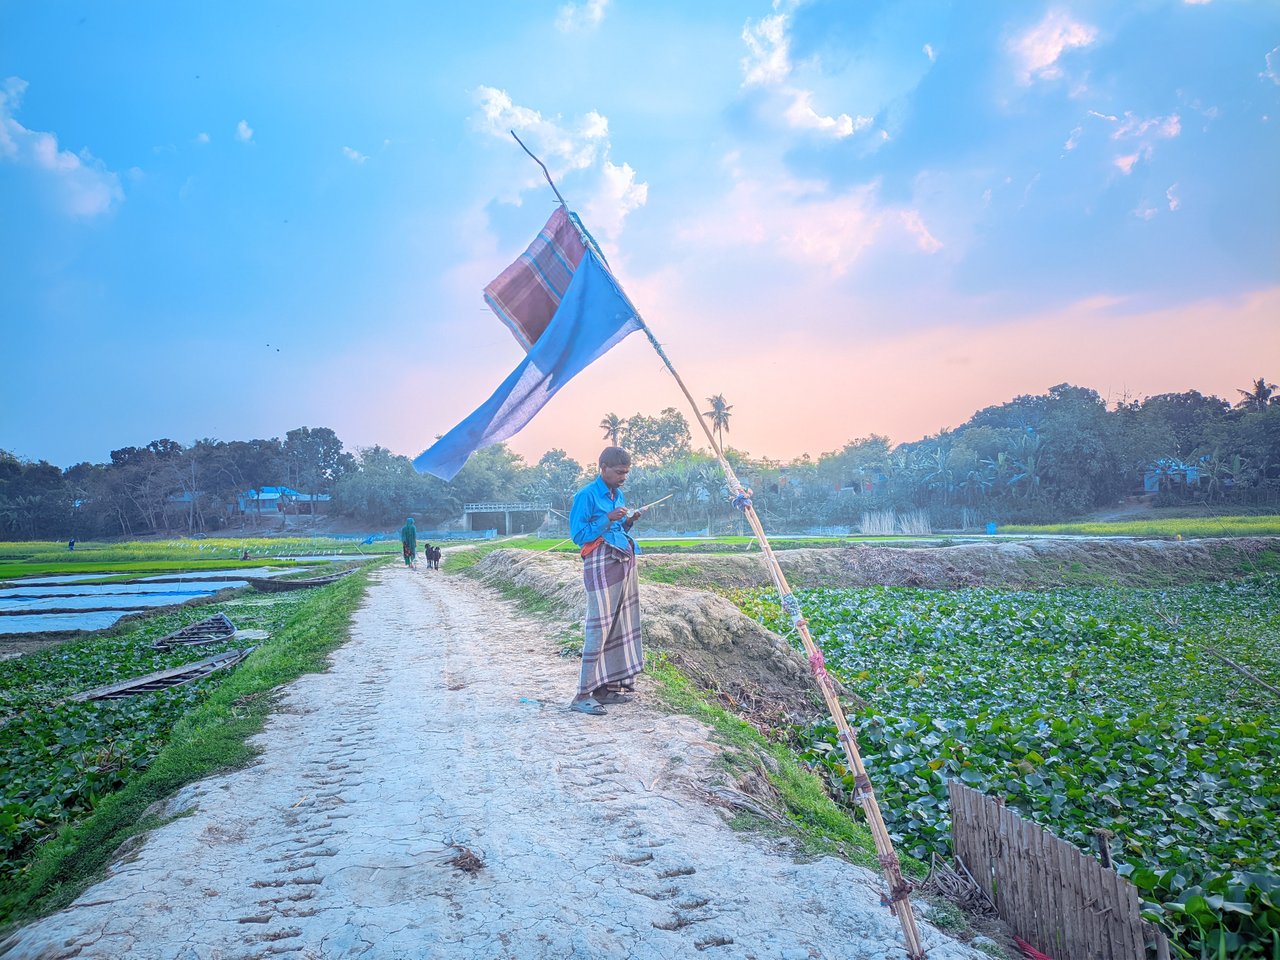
[924,443,956,506]
[1235,377,1277,412]
[1008,433,1044,501]
[599,413,623,445]
[702,394,733,450]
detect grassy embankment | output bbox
[0,560,381,932]
[444,534,967,562]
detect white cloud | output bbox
[195,132,210,144]
[342,146,368,164]
[1263,46,1280,85]
[1113,112,1181,139]
[1064,126,1083,150]
[0,76,123,218]
[923,43,936,62]
[741,11,792,87]
[783,89,871,139]
[1105,111,1180,173]
[1184,0,1212,5]
[556,0,608,32]
[1134,203,1158,220]
[678,160,940,276]
[739,5,876,142]
[1010,10,1098,84]
[1166,184,1181,211]
[235,119,254,142]
[583,160,648,242]
[475,86,610,174]
[472,86,647,239]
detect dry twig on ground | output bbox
[445,843,485,874]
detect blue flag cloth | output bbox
[414,240,642,480]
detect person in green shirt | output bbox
[399,517,417,567]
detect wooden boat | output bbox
[244,568,358,593]
[72,647,254,701]
[151,613,237,650]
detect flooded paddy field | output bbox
[0,539,388,641]
[0,568,307,637]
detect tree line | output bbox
[2,379,1277,540]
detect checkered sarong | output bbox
[577,543,643,697]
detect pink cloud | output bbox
[1010,10,1098,85]
[676,163,940,276]
[1115,153,1140,174]
[1113,112,1181,140]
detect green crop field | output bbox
[736,579,1280,957]
[1002,516,1280,538]
[0,538,396,581]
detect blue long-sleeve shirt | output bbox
[569,475,641,556]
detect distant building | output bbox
[462,502,549,535]
[238,486,332,515]
[1143,458,1201,494]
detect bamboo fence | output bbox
[948,782,1171,960]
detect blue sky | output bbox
[2,0,1277,471]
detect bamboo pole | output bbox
[637,323,927,959]
[512,133,927,955]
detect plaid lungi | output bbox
[577,543,643,697]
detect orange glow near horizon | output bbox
[361,285,1280,472]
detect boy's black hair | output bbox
[599,446,631,468]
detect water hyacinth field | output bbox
[0,563,372,924]
[735,578,1280,957]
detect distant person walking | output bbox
[67,537,75,551]
[399,517,417,567]
[568,446,647,716]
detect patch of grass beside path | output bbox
[0,569,371,933]
[1002,515,1280,537]
[645,654,918,877]
[440,536,543,573]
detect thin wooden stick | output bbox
[634,492,675,512]
[510,130,568,208]
[1204,648,1280,697]
[1155,607,1278,698]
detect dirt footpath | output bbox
[1,568,978,960]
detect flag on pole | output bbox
[414,207,642,481]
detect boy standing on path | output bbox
[568,447,646,716]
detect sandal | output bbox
[597,691,633,704]
[569,697,607,716]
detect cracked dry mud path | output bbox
[2,567,981,960]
